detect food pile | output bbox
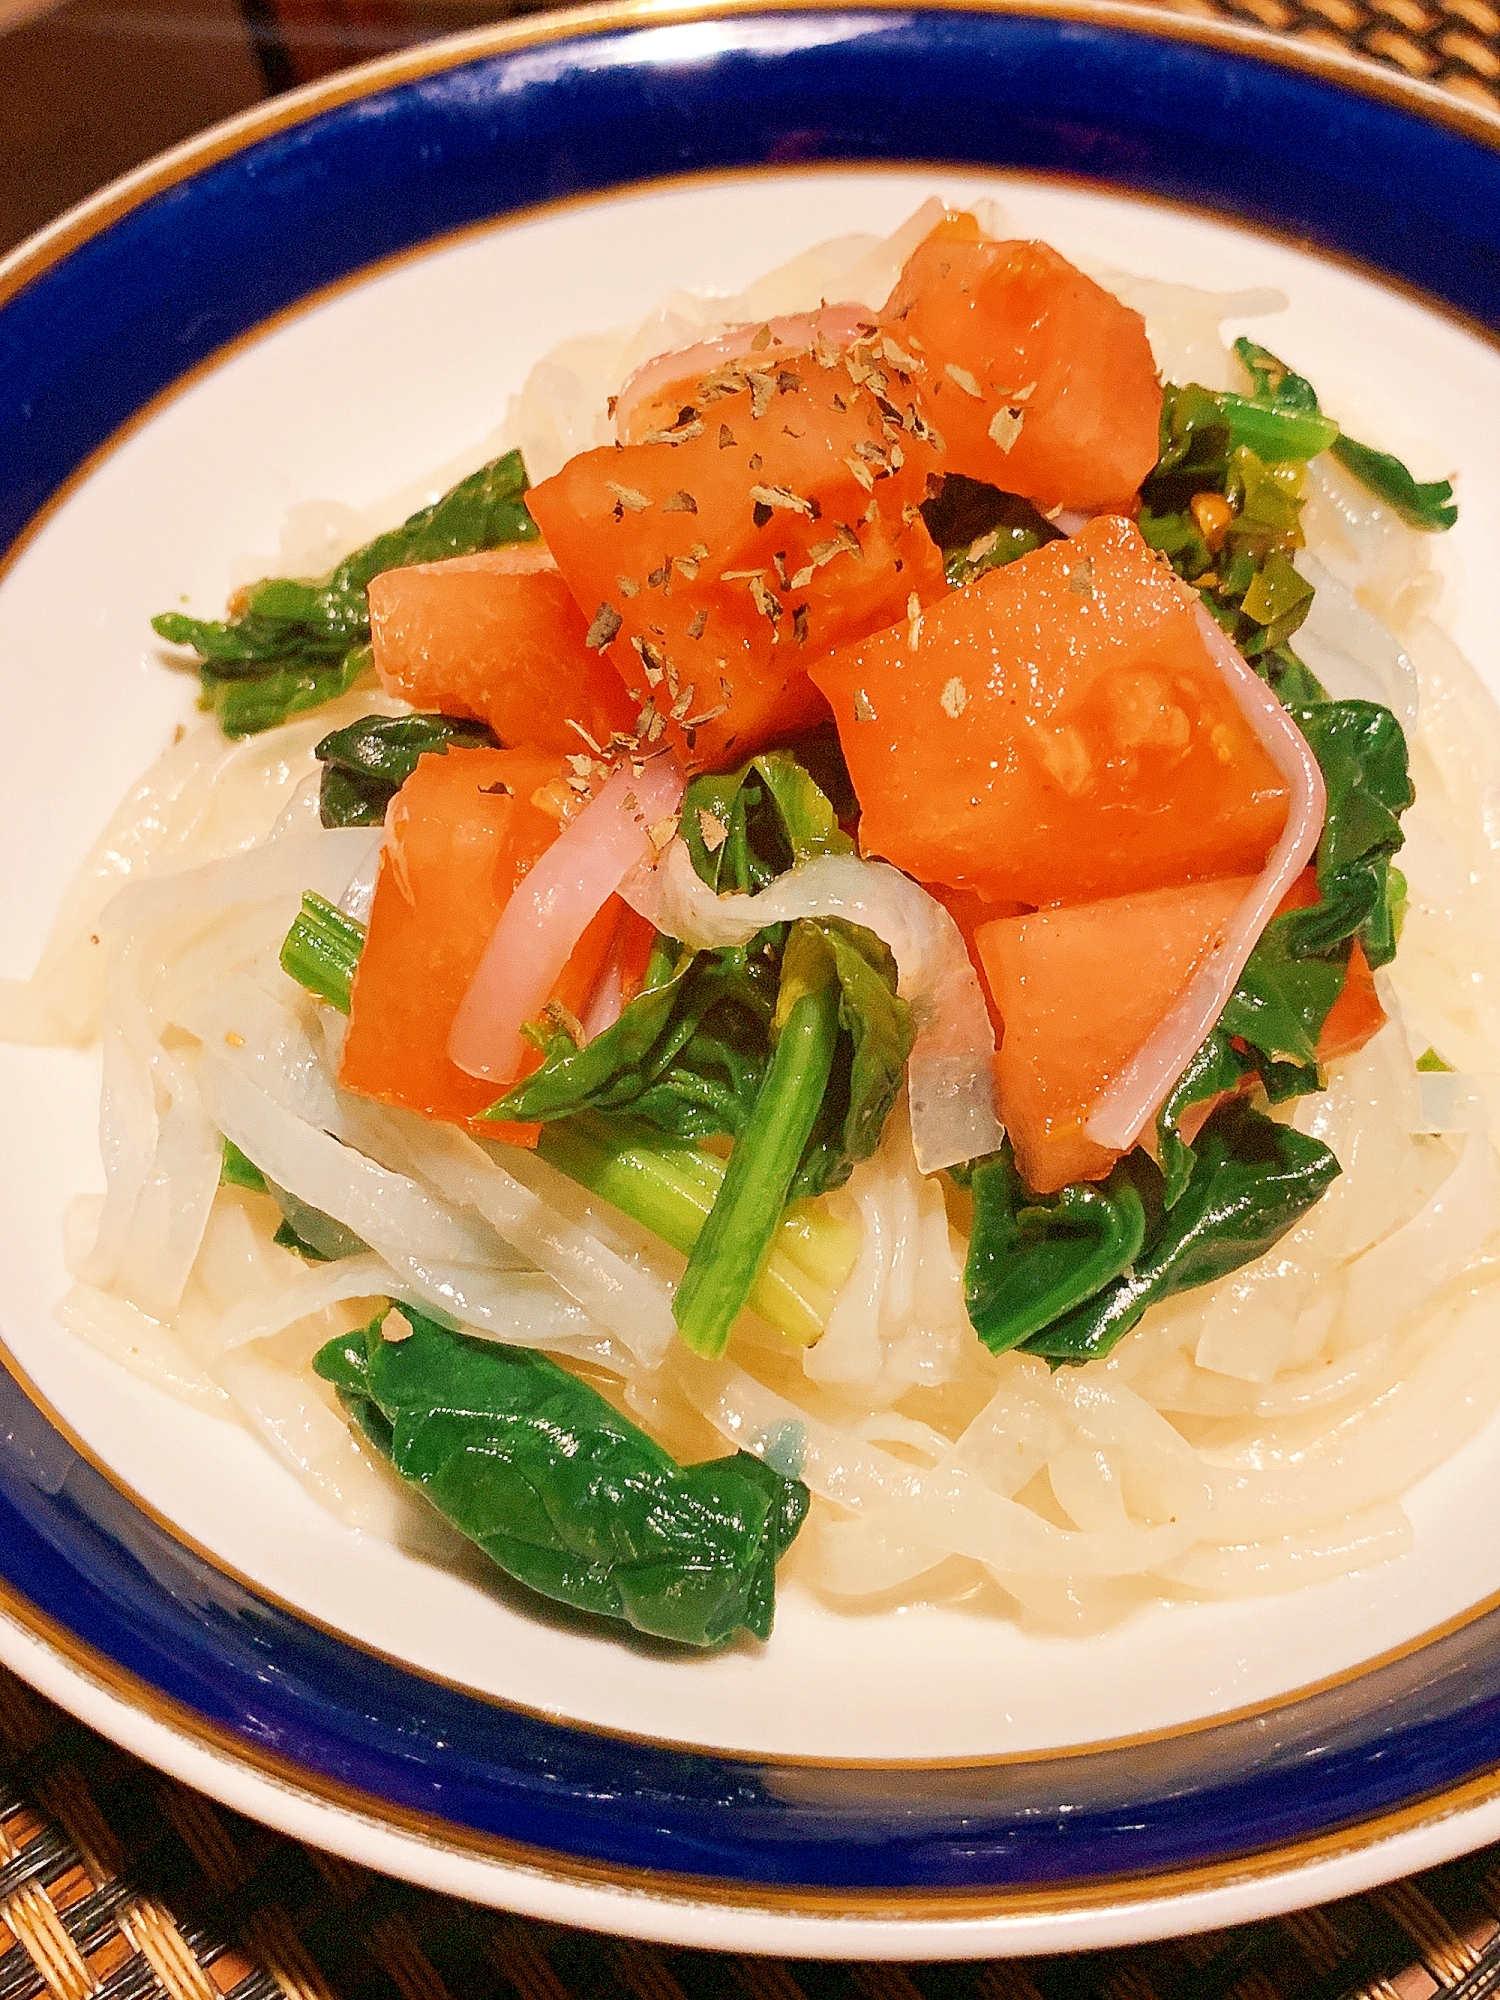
[57,207,1473,1645]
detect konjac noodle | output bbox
[5,200,1496,1646]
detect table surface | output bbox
[5,3,1500,1994]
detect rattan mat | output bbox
[1149,0,1500,111]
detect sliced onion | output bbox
[1085,603,1326,1151]
[615,303,875,443]
[448,754,684,1081]
[622,842,1003,1172]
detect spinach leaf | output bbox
[496,912,908,1194]
[315,1306,808,1647]
[266,1179,368,1263]
[220,1137,267,1193]
[964,1147,1146,1355]
[790,919,912,1200]
[918,474,1063,586]
[1211,395,1339,464]
[217,1134,366,1259]
[1235,339,1457,531]
[1282,700,1414,968]
[1164,694,1413,1175]
[495,751,905,1355]
[499,754,901,1173]
[1329,436,1459,533]
[205,650,374,741]
[493,939,777,1142]
[682,747,853,893]
[1217,928,1346,1076]
[1021,1106,1339,1366]
[1155,1030,1254,1210]
[315,712,499,828]
[154,451,537,737]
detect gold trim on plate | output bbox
[9,1565,1500,1922]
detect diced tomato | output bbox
[527,349,945,774]
[1275,868,1387,1061]
[1276,866,1319,915]
[811,515,1290,907]
[879,222,1162,514]
[1318,939,1385,1062]
[976,877,1257,1193]
[340,747,624,1135]
[927,883,1029,1037]
[366,546,636,754]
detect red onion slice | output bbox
[1084,603,1327,1151]
[615,303,875,443]
[448,755,684,1083]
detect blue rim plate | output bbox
[5,0,1500,1955]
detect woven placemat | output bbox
[3,1659,1500,1997]
[1147,0,1500,112]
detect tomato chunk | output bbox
[340,747,622,1134]
[812,515,1290,906]
[879,221,1162,514]
[1276,868,1388,1063]
[527,347,945,773]
[367,546,636,754]
[977,877,1257,1193]
[1317,940,1385,1062]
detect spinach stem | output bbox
[673,974,842,1357]
[536,1113,855,1347]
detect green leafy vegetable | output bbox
[964,1147,1146,1355]
[1162,696,1414,1187]
[682,747,853,893]
[1155,1031,1254,1210]
[500,749,869,1152]
[218,1134,365,1259]
[1234,339,1456,531]
[267,1180,368,1263]
[1282,700,1414,969]
[1210,394,1340,465]
[918,474,1063,586]
[1328,435,1458,532]
[495,938,777,1143]
[1217,927,1347,1078]
[220,1137,267,1193]
[673,923,844,1358]
[280,893,365,1014]
[500,746,905,1171]
[315,1305,808,1647]
[316,712,499,827]
[208,650,374,740]
[153,451,538,737]
[788,919,912,1202]
[1021,1106,1340,1366]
